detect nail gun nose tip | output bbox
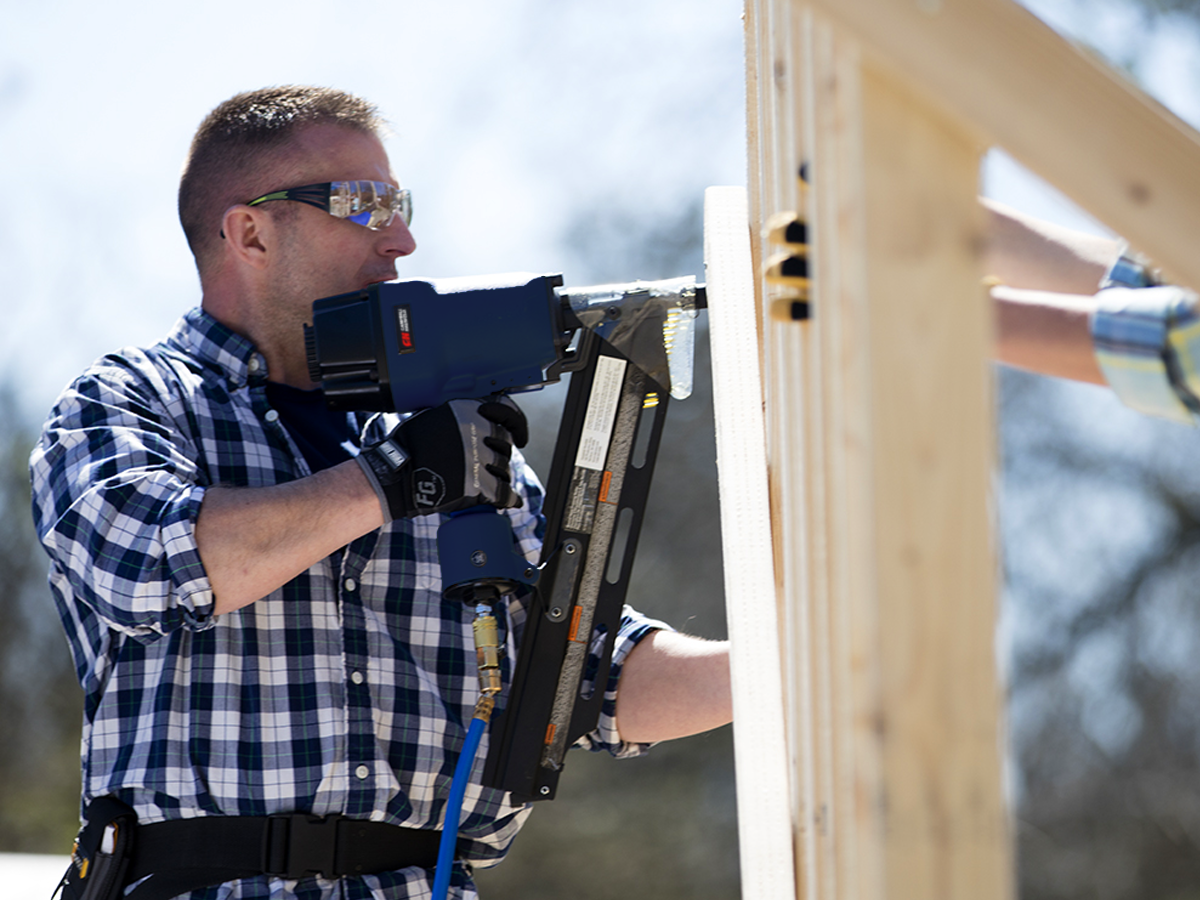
[694,284,708,310]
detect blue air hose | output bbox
[433,602,502,900]
[431,713,488,900]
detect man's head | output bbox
[180,86,391,274]
[182,86,416,386]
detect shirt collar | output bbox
[166,307,269,389]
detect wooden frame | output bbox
[708,1,1200,898]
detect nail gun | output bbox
[304,272,706,803]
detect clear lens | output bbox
[329,181,412,230]
[394,189,412,227]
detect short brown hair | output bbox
[178,86,386,273]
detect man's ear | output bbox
[220,205,271,270]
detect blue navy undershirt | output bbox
[265,382,357,473]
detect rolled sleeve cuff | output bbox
[1091,286,1199,425]
[576,605,672,759]
[162,483,217,630]
[88,480,216,637]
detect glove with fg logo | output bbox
[356,397,529,522]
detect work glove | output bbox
[356,397,529,522]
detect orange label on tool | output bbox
[568,606,584,642]
[598,470,613,503]
[544,723,557,746]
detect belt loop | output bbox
[263,815,289,876]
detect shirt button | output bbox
[264,409,280,423]
[355,765,370,780]
[247,356,261,374]
[351,671,365,685]
[343,578,358,592]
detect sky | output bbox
[0,0,748,419]
[4,0,1197,424]
[0,0,1188,410]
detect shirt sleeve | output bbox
[29,360,216,638]
[505,447,546,564]
[574,604,673,759]
[1090,285,1200,425]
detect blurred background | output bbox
[4,1,1200,898]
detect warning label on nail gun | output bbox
[575,355,626,471]
[564,467,602,534]
[564,355,627,534]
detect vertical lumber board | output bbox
[744,5,813,897]
[807,20,873,900]
[790,13,840,900]
[744,0,820,897]
[855,62,1011,899]
[705,185,797,900]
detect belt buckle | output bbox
[264,812,344,879]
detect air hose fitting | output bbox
[432,601,505,900]
[472,602,503,704]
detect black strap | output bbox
[123,813,448,900]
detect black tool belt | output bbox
[121,812,453,900]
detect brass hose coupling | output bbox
[472,603,504,702]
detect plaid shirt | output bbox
[30,308,663,900]
[1092,284,1200,424]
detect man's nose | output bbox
[380,216,417,258]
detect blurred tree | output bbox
[1000,368,1200,900]
[1135,0,1200,18]
[0,388,81,853]
[1044,0,1200,24]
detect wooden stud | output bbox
[705,184,798,900]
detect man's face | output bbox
[256,124,417,372]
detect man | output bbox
[31,86,731,900]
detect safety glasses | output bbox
[245,180,413,231]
